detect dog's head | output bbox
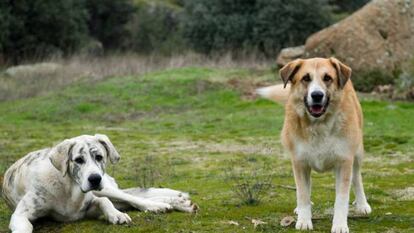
[49,134,120,193]
[280,57,352,119]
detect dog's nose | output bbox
[311,91,324,102]
[88,174,102,187]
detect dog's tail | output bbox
[256,84,290,104]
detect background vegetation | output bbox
[0,0,370,63]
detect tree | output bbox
[183,0,332,56]
[86,0,135,51]
[3,0,89,63]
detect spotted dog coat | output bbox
[3,134,197,233]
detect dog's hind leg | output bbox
[352,152,372,215]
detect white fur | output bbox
[307,80,327,106]
[256,84,290,104]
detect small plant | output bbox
[224,163,273,205]
[132,155,174,188]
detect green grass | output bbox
[0,67,413,232]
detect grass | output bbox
[0,67,413,232]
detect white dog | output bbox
[2,134,197,233]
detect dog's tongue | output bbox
[310,105,324,114]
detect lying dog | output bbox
[258,58,371,233]
[2,134,197,233]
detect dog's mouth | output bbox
[305,97,330,118]
[80,185,103,193]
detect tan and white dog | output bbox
[3,134,197,233]
[258,58,371,233]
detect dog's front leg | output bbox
[94,187,172,213]
[9,193,40,233]
[292,160,313,230]
[332,158,353,233]
[91,197,132,225]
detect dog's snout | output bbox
[311,91,324,102]
[88,174,102,187]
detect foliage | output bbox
[353,69,396,93]
[225,163,273,205]
[183,0,332,56]
[329,0,369,13]
[125,1,185,54]
[86,0,136,51]
[1,0,89,63]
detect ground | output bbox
[0,67,413,232]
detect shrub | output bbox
[124,1,185,55]
[86,0,135,51]
[225,163,273,205]
[183,0,332,56]
[0,2,11,53]
[329,0,369,13]
[353,70,396,93]
[2,0,89,63]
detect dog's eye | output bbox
[74,157,85,164]
[95,155,103,162]
[323,74,332,82]
[302,74,311,82]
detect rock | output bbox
[280,216,295,227]
[4,62,62,77]
[304,0,414,75]
[276,45,305,67]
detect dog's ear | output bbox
[329,57,352,89]
[279,59,303,88]
[49,139,75,176]
[95,134,120,164]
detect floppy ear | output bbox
[49,139,75,176]
[329,57,352,89]
[95,134,120,164]
[279,59,303,88]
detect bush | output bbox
[224,160,273,205]
[329,0,369,13]
[2,0,89,63]
[124,1,185,55]
[183,0,332,56]
[353,70,396,93]
[86,0,135,51]
[0,2,11,53]
[254,0,332,56]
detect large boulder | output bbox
[304,0,414,74]
[276,45,305,67]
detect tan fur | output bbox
[259,58,371,233]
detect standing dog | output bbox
[258,58,371,233]
[3,134,197,233]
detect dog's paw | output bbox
[140,201,173,213]
[295,219,313,230]
[354,202,372,215]
[172,199,199,213]
[107,210,132,225]
[331,224,349,233]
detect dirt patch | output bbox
[226,78,273,101]
[160,138,283,156]
[392,187,414,201]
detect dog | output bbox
[258,58,371,233]
[2,134,197,233]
